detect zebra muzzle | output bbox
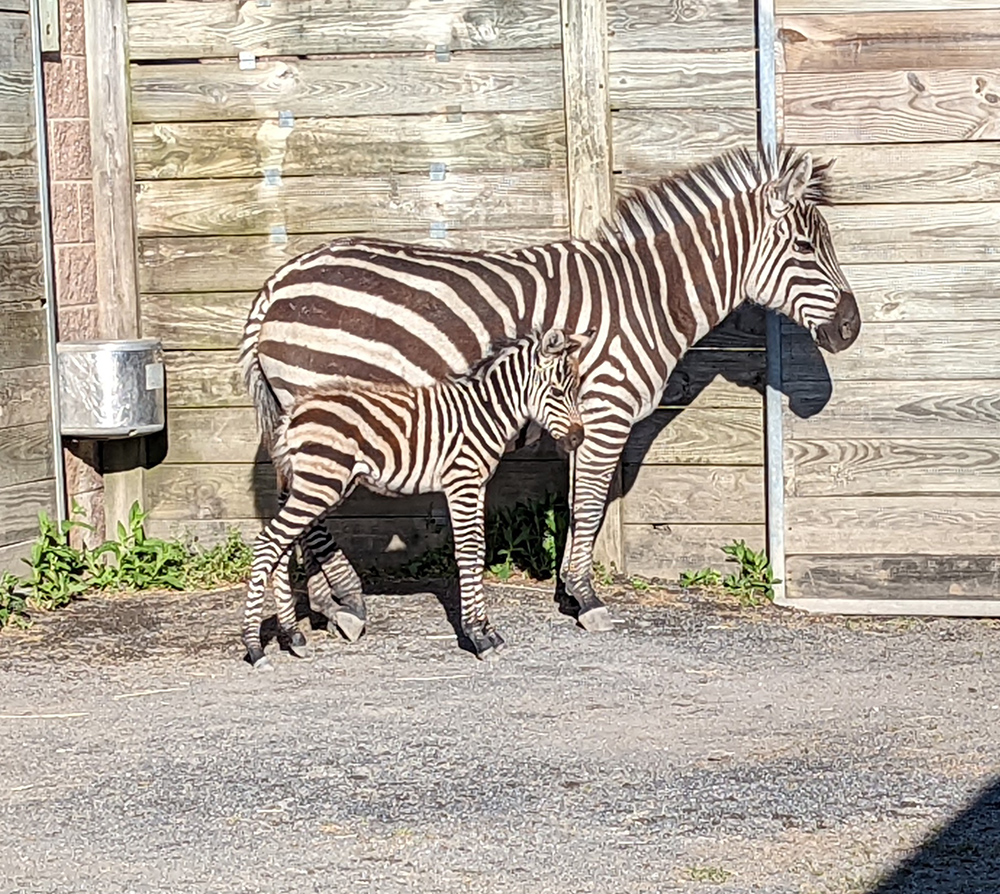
[561,424,585,452]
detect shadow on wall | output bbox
[867,775,1000,893]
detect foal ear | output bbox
[540,328,569,357]
[566,328,595,355]
[768,152,813,217]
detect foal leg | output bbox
[302,525,367,643]
[445,482,503,659]
[274,545,309,658]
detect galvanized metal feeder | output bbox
[56,338,165,438]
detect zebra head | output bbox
[527,328,591,452]
[745,150,861,353]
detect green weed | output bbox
[679,567,721,589]
[679,539,780,606]
[183,528,255,588]
[0,571,30,629]
[486,492,568,580]
[95,502,188,591]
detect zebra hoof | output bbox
[252,655,275,672]
[288,631,311,659]
[578,606,614,633]
[486,628,506,653]
[335,610,366,643]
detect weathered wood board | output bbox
[624,522,766,580]
[0,478,56,546]
[609,0,754,50]
[130,52,565,123]
[609,49,757,109]
[624,407,763,466]
[777,1,1000,13]
[133,111,567,180]
[0,364,51,429]
[166,350,247,409]
[778,12,1000,73]
[621,465,765,526]
[143,292,254,350]
[0,422,53,490]
[135,170,569,238]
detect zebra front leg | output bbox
[563,420,632,633]
[445,483,503,659]
[274,546,310,659]
[302,524,367,643]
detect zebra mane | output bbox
[602,145,833,242]
[450,333,534,383]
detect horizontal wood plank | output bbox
[166,350,247,409]
[164,407,264,464]
[130,52,564,123]
[661,350,766,408]
[782,380,1000,440]
[0,363,51,429]
[133,111,566,180]
[135,170,569,237]
[608,0,754,50]
[0,182,40,245]
[621,464,764,525]
[783,321,1000,381]
[0,421,53,489]
[0,241,43,307]
[144,292,253,350]
[608,49,757,110]
[0,123,34,173]
[624,522,765,580]
[624,407,763,465]
[612,109,757,174]
[842,262,1000,323]
[785,554,1000,601]
[0,537,33,576]
[824,202,1000,264]
[779,69,1000,144]
[0,11,29,68]
[777,1,1000,13]
[128,0,559,60]
[0,477,56,548]
[786,438,1000,497]
[0,309,47,370]
[785,496,1000,555]
[778,11,1000,73]
[138,229,572,293]
[818,142,1000,204]
[145,458,568,522]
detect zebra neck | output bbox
[448,353,527,451]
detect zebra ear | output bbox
[769,153,813,217]
[540,328,568,356]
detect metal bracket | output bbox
[429,222,448,239]
[278,110,295,128]
[263,168,281,187]
[429,162,447,182]
[435,45,451,62]
[446,104,463,123]
[238,50,257,70]
[269,225,288,244]
[38,0,60,52]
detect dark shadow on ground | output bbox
[867,776,1000,893]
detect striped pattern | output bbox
[242,330,587,667]
[241,147,861,629]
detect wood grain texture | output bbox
[143,292,254,350]
[782,380,1000,440]
[661,350,766,408]
[130,52,564,123]
[0,537,33,576]
[783,321,1000,381]
[818,143,1000,204]
[624,407,763,465]
[621,465,764,525]
[133,111,566,180]
[144,458,567,522]
[0,11,29,68]
[0,477,56,548]
[609,49,757,109]
[779,69,1000,144]
[624,522,765,580]
[824,203,1000,264]
[166,350,247,409]
[164,407,263,464]
[777,1,1000,13]
[609,0,754,51]
[786,438,1000,497]
[0,364,51,429]
[138,229,571,293]
[0,122,33,173]
[0,3,29,15]
[0,309,47,370]
[785,554,1000,600]
[135,170,569,238]
[0,182,40,245]
[128,0,561,60]
[842,262,1000,322]
[0,422,53,489]
[612,109,757,174]
[785,496,1000,555]
[778,11,1000,74]
[0,242,42,306]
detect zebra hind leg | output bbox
[303,525,367,643]
[274,546,310,659]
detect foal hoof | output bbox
[252,655,275,672]
[486,628,506,653]
[335,609,366,643]
[467,628,502,661]
[578,606,614,633]
[288,631,311,659]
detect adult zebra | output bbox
[241,147,861,634]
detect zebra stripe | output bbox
[241,147,861,632]
[242,329,588,668]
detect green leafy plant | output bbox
[629,575,651,592]
[0,571,30,629]
[592,561,616,587]
[679,567,721,589]
[21,511,102,611]
[183,528,254,588]
[96,502,188,591]
[679,540,779,606]
[486,492,568,580]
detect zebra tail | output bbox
[240,287,283,453]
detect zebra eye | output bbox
[551,387,566,398]
[794,238,814,253]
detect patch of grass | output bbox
[679,539,780,606]
[628,575,651,592]
[592,561,616,587]
[682,865,732,884]
[182,527,255,588]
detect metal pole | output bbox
[28,0,68,523]
[757,0,786,603]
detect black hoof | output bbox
[486,627,506,653]
[465,627,502,660]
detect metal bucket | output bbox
[57,339,165,438]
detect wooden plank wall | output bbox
[776,1,1000,603]
[126,0,572,562]
[0,5,57,573]
[608,0,767,578]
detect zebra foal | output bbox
[243,328,589,669]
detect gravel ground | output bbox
[1,583,998,894]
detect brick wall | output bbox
[43,0,103,541]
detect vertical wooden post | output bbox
[560,0,622,569]
[85,0,143,532]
